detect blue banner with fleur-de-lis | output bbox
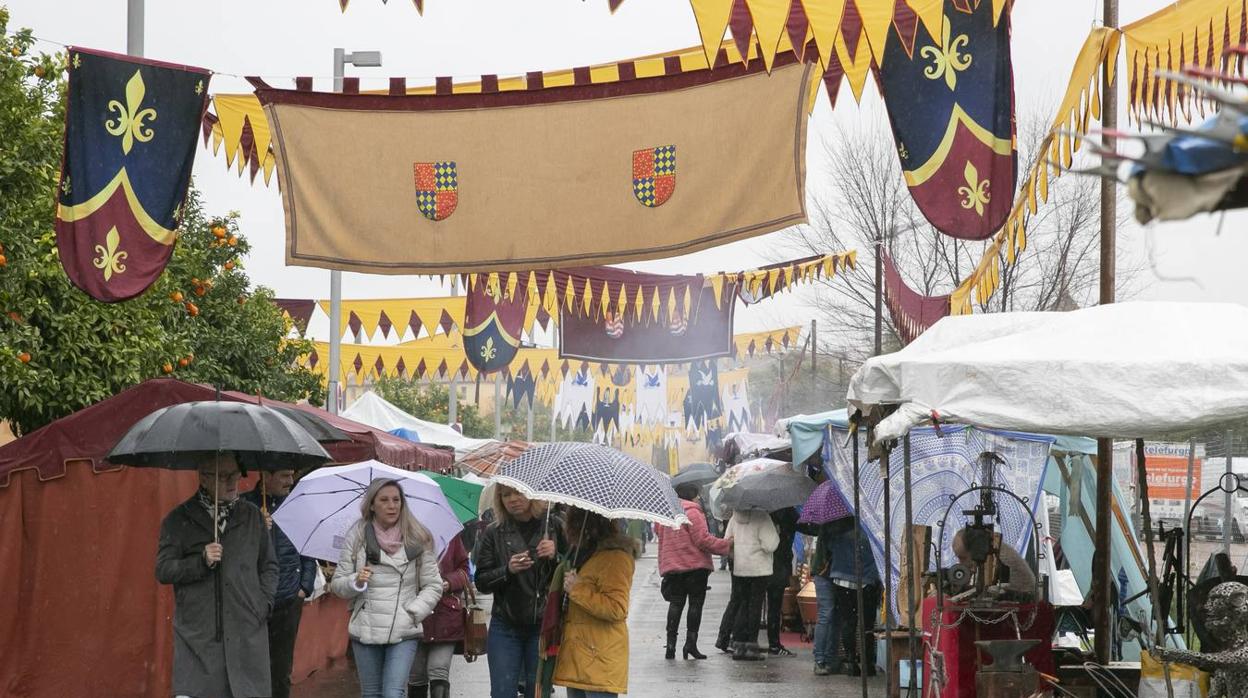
[876,0,1016,240]
[55,48,210,301]
[462,273,529,374]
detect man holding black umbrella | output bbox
[243,469,318,698]
[156,454,278,698]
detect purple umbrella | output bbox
[798,480,852,524]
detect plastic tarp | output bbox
[848,302,1248,443]
[779,409,848,466]
[341,391,492,458]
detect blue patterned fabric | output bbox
[826,425,1052,617]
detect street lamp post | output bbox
[326,48,381,414]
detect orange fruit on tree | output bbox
[170,291,184,303]
[193,286,206,297]
[227,236,238,247]
[212,226,227,238]
[178,358,189,368]
[162,363,174,374]
[0,254,7,267]
[18,352,30,364]
[224,261,235,271]
[33,66,44,78]
[185,302,199,317]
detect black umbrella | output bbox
[109,400,332,642]
[265,404,351,444]
[671,462,720,491]
[108,401,333,471]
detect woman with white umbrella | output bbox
[328,479,445,698]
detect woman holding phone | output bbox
[473,485,563,698]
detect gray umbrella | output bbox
[717,468,817,513]
[671,462,720,491]
[108,401,332,471]
[492,442,689,527]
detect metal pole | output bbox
[326,49,346,415]
[493,375,503,439]
[1183,438,1196,541]
[851,421,869,698]
[873,238,883,356]
[126,0,144,56]
[880,438,894,698]
[1092,0,1119,663]
[1225,429,1234,558]
[811,319,817,376]
[903,433,917,697]
[449,276,459,427]
[526,400,534,441]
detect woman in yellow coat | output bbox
[553,508,639,698]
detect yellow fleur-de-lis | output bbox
[105,70,157,155]
[957,161,991,217]
[480,337,498,363]
[920,16,972,91]
[92,227,128,281]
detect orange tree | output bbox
[0,11,322,435]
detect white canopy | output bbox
[341,391,493,458]
[848,302,1248,443]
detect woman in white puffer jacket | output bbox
[331,478,444,698]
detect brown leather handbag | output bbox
[462,582,488,662]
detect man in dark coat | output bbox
[242,470,317,698]
[156,454,278,698]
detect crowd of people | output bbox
[155,456,885,698]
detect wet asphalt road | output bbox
[295,549,886,697]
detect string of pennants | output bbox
[303,325,802,387]
[274,253,849,341]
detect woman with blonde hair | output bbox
[473,484,563,698]
[330,479,444,698]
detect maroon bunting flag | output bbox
[55,48,209,301]
[881,251,950,344]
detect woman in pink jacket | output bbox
[656,484,732,660]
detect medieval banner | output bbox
[255,56,811,273]
[684,360,722,431]
[55,48,209,301]
[462,273,529,373]
[558,286,734,364]
[876,1,1016,239]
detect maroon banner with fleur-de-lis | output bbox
[55,47,210,301]
[462,273,529,374]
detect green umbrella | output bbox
[426,473,485,524]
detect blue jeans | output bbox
[486,616,540,698]
[352,638,420,698]
[566,689,617,698]
[812,576,838,667]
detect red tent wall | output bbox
[0,379,454,697]
[0,465,350,697]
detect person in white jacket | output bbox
[722,509,779,661]
[331,478,444,698]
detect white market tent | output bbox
[341,391,494,459]
[848,302,1248,443]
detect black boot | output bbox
[429,680,449,698]
[407,683,428,698]
[683,631,707,660]
[732,642,764,661]
[665,630,678,660]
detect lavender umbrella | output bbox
[273,460,464,562]
[798,480,852,525]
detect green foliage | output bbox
[0,12,322,435]
[373,375,588,443]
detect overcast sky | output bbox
[10,0,1244,345]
